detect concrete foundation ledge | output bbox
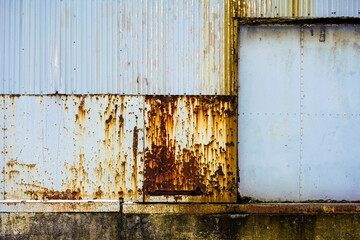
[1,201,360,214]
[123,203,360,215]
[0,200,120,212]
[1,202,360,239]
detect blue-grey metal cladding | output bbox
[0,0,227,95]
[238,25,360,201]
[238,0,360,18]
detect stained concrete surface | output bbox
[1,212,360,239]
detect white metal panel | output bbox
[239,114,300,200]
[301,25,360,200]
[302,115,360,200]
[238,26,301,201]
[0,0,229,95]
[239,25,360,201]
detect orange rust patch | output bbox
[143,96,237,202]
[24,188,82,200]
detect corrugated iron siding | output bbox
[0,0,231,95]
[143,96,237,202]
[0,95,236,202]
[2,95,144,201]
[235,0,360,18]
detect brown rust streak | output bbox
[132,126,139,197]
[103,96,120,199]
[144,96,205,196]
[24,188,82,200]
[144,96,237,202]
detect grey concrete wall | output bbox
[2,212,360,239]
[0,213,120,240]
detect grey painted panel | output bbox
[239,26,300,114]
[302,115,360,200]
[238,26,301,201]
[303,26,360,115]
[238,114,300,201]
[239,25,360,201]
[301,25,360,200]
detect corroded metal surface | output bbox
[1,95,237,202]
[143,96,237,202]
[0,200,120,213]
[0,0,235,95]
[232,0,360,18]
[2,201,360,214]
[3,95,144,202]
[123,203,360,215]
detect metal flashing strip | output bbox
[123,203,360,215]
[0,200,120,213]
[2,202,360,214]
[236,17,360,25]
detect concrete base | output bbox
[1,202,360,239]
[123,214,360,240]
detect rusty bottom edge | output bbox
[2,202,360,214]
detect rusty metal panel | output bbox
[0,97,4,200]
[0,200,120,213]
[235,0,360,18]
[3,95,144,202]
[2,95,237,203]
[0,0,232,95]
[143,96,237,202]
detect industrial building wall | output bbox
[1,0,360,205]
[0,0,237,203]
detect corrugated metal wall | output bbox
[0,0,232,95]
[0,0,238,203]
[0,95,237,202]
[1,0,360,204]
[235,0,360,18]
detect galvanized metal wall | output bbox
[0,0,238,202]
[0,0,233,95]
[238,25,360,201]
[0,95,237,202]
[234,0,360,18]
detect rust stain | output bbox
[6,159,36,168]
[4,95,236,202]
[132,126,139,196]
[144,96,237,202]
[24,188,82,200]
[94,186,103,199]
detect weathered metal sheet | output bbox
[122,203,360,215]
[0,97,4,200]
[238,25,360,201]
[2,95,237,202]
[234,0,360,18]
[0,0,233,95]
[3,95,144,202]
[238,26,301,201]
[301,25,360,200]
[143,96,237,202]
[0,200,120,213]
